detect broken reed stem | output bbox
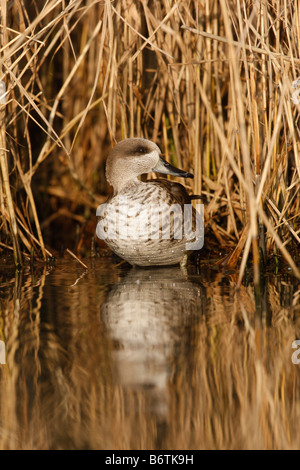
[181,25,300,64]
[66,248,88,270]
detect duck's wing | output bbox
[147,178,200,205]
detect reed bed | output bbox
[0,0,299,284]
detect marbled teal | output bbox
[96,138,203,266]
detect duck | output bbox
[96,138,203,266]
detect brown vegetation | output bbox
[0,0,299,284]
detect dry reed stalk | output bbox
[66,248,88,269]
[0,0,22,266]
[0,0,298,281]
[0,148,22,266]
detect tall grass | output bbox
[0,0,299,283]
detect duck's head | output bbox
[106,137,193,193]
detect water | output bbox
[0,257,299,449]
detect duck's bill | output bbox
[152,156,193,179]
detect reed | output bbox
[1,262,299,449]
[0,0,299,283]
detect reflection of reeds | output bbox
[0,1,299,281]
[0,263,299,449]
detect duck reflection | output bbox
[101,267,204,416]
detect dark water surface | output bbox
[0,257,299,449]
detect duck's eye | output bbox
[136,146,146,154]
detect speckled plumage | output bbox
[96,138,201,266]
